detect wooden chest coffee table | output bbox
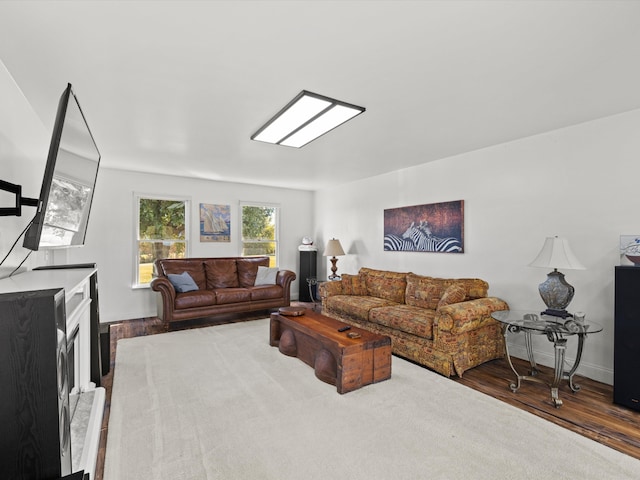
[269,309,392,394]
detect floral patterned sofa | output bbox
[319,267,508,377]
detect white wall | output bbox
[54,168,314,322]
[313,108,640,385]
[0,61,49,276]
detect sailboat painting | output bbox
[200,203,231,242]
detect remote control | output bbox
[338,326,351,332]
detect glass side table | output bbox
[491,310,603,407]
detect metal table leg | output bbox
[549,336,567,408]
[503,324,544,393]
[564,332,587,393]
[524,329,539,376]
[502,324,523,392]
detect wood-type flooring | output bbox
[94,305,640,480]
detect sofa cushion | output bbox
[167,272,199,293]
[369,305,436,340]
[248,285,283,301]
[325,295,396,321]
[159,259,206,290]
[437,284,467,309]
[237,257,270,287]
[255,266,278,285]
[360,268,408,304]
[341,273,367,296]
[214,287,251,304]
[174,290,217,310]
[205,259,240,288]
[405,274,448,310]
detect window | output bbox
[135,194,189,287]
[241,202,279,267]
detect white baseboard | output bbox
[506,341,613,386]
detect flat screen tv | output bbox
[23,84,101,251]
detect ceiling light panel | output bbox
[251,91,365,148]
[280,104,363,148]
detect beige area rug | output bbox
[104,319,640,480]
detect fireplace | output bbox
[67,308,105,479]
[62,268,106,479]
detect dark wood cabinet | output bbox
[0,288,73,479]
[299,250,317,302]
[614,266,640,411]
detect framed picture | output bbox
[200,203,230,242]
[384,200,464,253]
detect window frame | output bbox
[133,192,191,288]
[239,201,280,267]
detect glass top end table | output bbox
[491,310,603,407]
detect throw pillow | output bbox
[405,274,446,310]
[341,273,367,296]
[437,283,467,309]
[361,268,407,303]
[167,271,199,293]
[255,266,278,285]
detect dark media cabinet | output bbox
[0,266,105,479]
[299,249,317,302]
[614,266,640,411]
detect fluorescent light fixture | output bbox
[251,90,365,148]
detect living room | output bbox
[1,1,640,478]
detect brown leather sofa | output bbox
[151,256,296,326]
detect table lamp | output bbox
[324,238,345,280]
[529,236,585,318]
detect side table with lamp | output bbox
[491,236,602,407]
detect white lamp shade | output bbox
[324,238,345,257]
[529,236,585,270]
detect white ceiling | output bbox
[2,1,640,191]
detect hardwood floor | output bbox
[453,356,640,460]
[94,305,640,480]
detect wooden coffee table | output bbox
[269,309,392,394]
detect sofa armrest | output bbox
[276,269,296,303]
[318,280,344,300]
[435,297,509,335]
[151,276,175,299]
[150,277,176,322]
[276,269,296,288]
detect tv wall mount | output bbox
[0,179,38,216]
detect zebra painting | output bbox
[383,200,464,253]
[401,221,463,253]
[383,233,415,251]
